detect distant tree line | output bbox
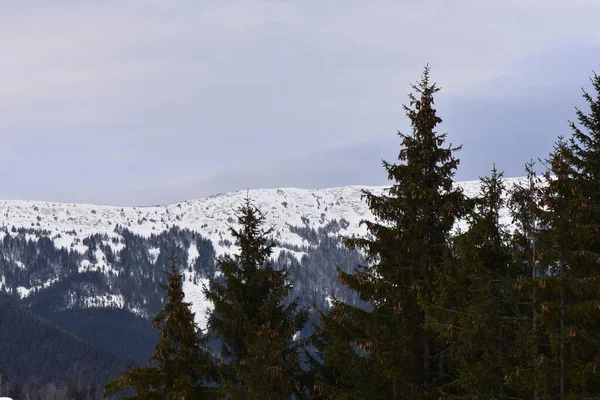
[0,372,106,400]
[106,66,600,399]
[0,292,121,399]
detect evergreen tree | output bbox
[563,67,600,397]
[204,197,308,399]
[505,161,546,399]
[313,66,466,399]
[429,166,517,399]
[516,70,600,398]
[569,69,600,238]
[529,138,578,398]
[105,258,216,399]
[530,138,600,399]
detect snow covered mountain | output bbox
[0,178,524,330]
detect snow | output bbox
[326,295,334,308]
[0,178,527,326]
[188,243,199,267]
[271,247,307,264]
[0,186,383,258]
[15,277,59,298]
[148,247,160,264]
[0,179,525,258]
[181,273,212,331]
[81,294,125,309]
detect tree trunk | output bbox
[423,330,430,390]
[560,282,565,397]
[532,231,537,400]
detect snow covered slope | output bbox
[0,178,525,328]
[0,178,523,255]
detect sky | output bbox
[1,1,599,206]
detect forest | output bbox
[102,65,600,399]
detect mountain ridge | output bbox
[0,178,525,328]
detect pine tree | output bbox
[513,70,600,398]
[503,70,600,399]
[105,258,216,399]
[313,66,466,399]
[569,69,600,237]
[505,161,545,399]
[204,197,308,399]
[429,166,518,399]
[523,138,582,397]
[562,67,600,397]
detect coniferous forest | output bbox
[99,65,600,399]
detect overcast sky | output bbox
[1,1,599,206]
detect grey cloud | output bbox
[0,1,599,205]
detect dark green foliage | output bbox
[430,166,518,399]
[505,162,545,398]
[105,259,216,399]
[313,66,466,399]
[503,69,600,398]
[562,68,600,397]
[205,197,309,399]
[569,70,600,226]
[529,136,600,397]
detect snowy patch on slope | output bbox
[81,294,125,309]
[148,247,160,264]
[15,277,60,298]
[181,272,212,331]
[188,244,199,267]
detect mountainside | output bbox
[0,178,524,386]
[0,291,123,386]
[0,179,523,321]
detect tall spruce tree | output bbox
[503,70,600,399]
[562,68,600,397]
[204,197,308,399]
[429,166,517,399]
[505,162,546,399]
[530,138,582,397]
[569,69,600,239]
[525,70,600,399]
[105,258,216,399]
[313,66,465,399]
[516,70,600,399]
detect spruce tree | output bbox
[204,197,308,399]
[569,69,600,236]
[563,68,600,397]
[505,161,546,399]
[313,66,465,399]
[504,70,600,399]
[429,166,518,399]
[515,70,600,398]
[105,258,216,399]
[523,138,582,397]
